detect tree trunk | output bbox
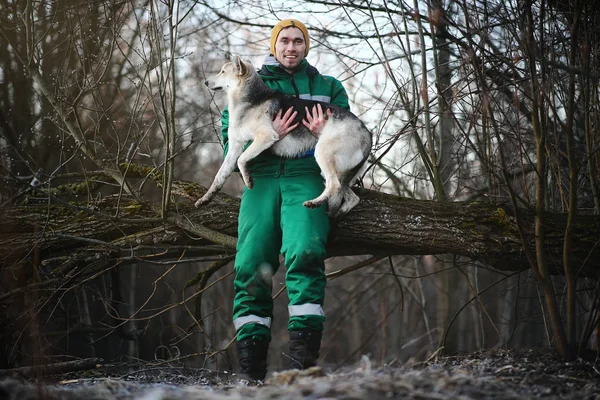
[1,183,598,279]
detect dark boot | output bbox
[236,339,269,381]
[289,330,322,370]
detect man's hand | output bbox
[272,108,299,139]
[303,103,332,137]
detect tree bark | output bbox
[1,182,599,278]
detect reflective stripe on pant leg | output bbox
[289,304,325,317]
[234,315,272,331]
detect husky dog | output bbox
[195,56,372,217]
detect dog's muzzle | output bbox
[205,80,222,91]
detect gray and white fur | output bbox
[195,56,372,217]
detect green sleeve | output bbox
[221,106,230,158]
[330,79,350,111]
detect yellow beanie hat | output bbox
[270,19,310,57]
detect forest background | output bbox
[1,0,599,374]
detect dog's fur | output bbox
[195,56,372,217]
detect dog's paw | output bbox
[244,176,254,189]
[303,199,322,209]
[195,195,211,207]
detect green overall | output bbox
[222,58,350,341]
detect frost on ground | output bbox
[1,348,599,400]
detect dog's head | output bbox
[205,56,253,93]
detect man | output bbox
[222,19,350,380]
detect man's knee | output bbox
[235,261,276,290]
[287,244,326,268]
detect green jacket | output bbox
[221,57,350,177]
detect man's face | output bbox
[274,27,306,72]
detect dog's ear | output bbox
[233,56,246,76]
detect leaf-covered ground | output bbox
[1,348,599,399]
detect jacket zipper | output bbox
[290,74,300,98]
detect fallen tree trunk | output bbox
[1,182,599,278]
